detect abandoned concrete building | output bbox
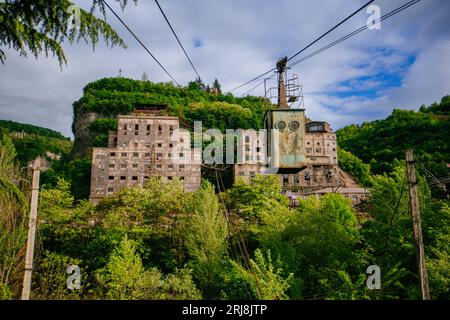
[233,57,369,207]
[89,105,201,204]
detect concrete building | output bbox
[232,121,368,207]
[233,120,339,193]
[89,106,201,204]
[233,57,367,207]
[287,187,370,207]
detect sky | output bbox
[0,0,449,138]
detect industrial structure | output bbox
[89,58,368,206]
[89,105,201,204]
[233,57,369,206]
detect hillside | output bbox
[336,97,450,182]
[71,77,274,158]
[0,120,72,166]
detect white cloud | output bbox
[0,0,449,137]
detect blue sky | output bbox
[0,0,449,137]
[328,49,417,100]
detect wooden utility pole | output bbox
[21,159,41,300]
[405,149,430,300]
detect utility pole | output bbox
[405,149,430,300]
[21,158,41,300]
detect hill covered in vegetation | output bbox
[72,77,273,158]
[337,96,450,184]
[0,120,72,166]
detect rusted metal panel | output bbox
[265,109,307,173]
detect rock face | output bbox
[338,167,361,188]
[71,111,101,159]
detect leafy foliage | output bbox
[0,120,72,166]
[73,77,272,141]
[337,105,450,180]
[338,148,372,186]
[0,0,132,65]
[231,249,293,300]
[97,236,201,300]
[89,118,118,147]
[0,120,68,139]
[0,135,28,300]
[184,181,228,298]
[419,96,450,115]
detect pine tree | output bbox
[0,0,135,65]
[213,78,222,94]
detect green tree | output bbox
[39,178,74,223]
[227,174,288,222]
[92,178,190,272]
[0,135,28,300]
[232,249,293,300]
[338,148,372,186]
[361,165,450,299]
[98,236,151,300]
[184,181,228,298]
[32,251,83,300]
[98,236,201,300]
[336,102,450,184]
[253,191,368,299]
[213,78,222,94]
[0,0,133,65]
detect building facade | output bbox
[233,120,340,193]
[89,111,201,204]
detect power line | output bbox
[228,0,375,93]
[384,170,407,248]
[241,79,266,97]
[154,0,202,80]
[241,73,277,97]
[214,168,264,299]
[229,68,276,94]
[101,0,180,85]
[288,0,422,69]
[287,0,375,62]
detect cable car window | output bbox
[276,121,286,130]
[290,121,300,130]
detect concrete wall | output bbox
[89,114,201,204]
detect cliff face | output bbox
[71,111,101,159]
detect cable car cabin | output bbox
[265,108,308,174]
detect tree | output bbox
[253,192,367,299]
[184,181,228,298]
[361,165,450,299]
[32,251,83,300]
[227,174,288,222]
[187,77,206,91]
[0,0,136,65]
[0,134,28,300]
[98,236,152,300]
[232,249,293,300]
[336,103,450,182]
[338,148,372,186]
[212,78,222,94]
[86,178,190,272]
[98,236,201,300]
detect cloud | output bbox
[0,0,449,137]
